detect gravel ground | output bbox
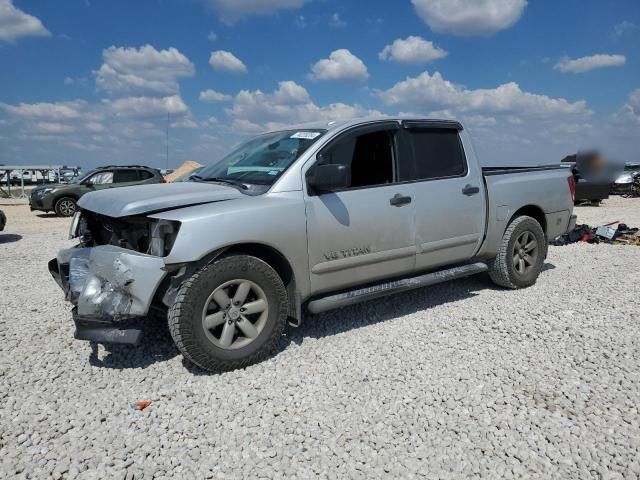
[1,197,639,479]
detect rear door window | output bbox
[139,170,154,180]
[115,170,140,183]
[407,129,467,181]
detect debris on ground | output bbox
[551,221,640,246]
[133,400,152,410]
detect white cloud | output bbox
[612,89,640,127]
[554,54,626,74]
[378,71,590,118]
[105,95,189,118]
[209,50,247,74]
[95,45,195,96]
[611,21,636,39]
[412,0,527,36]
[328,13,346,28]
[1,100,88,120]
[199,89,232,102]
[36,122,76,134]
[207,30,217,41]
[226,80,382,132]
[310,49,369,81]
[379,36,447,65]
[206,0,305,24]
[0,0,50,42]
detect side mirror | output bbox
[308,163,350,193]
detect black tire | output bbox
[54,197,77,217]
[168,255,288,372]
[488,215,546,289]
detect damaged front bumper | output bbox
[49,246,167,345]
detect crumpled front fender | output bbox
[50,245,167,320]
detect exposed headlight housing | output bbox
[69,211,82,239]
[148,220,181,257]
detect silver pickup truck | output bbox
[49,118,577,372]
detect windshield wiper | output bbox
[193,175,248,190]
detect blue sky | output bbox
[0,0,638,169]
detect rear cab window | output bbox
[402,126,468,182]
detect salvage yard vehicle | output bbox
[612,163,640,196]
[49,118,577,372]
[30,165,164,217]
[561,154,609,204]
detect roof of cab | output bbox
[274,116,463,134]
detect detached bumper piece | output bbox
[49,245,166,345]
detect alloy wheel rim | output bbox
[59,200,75,216]
[201,279,269,350]
[512,230,538,275]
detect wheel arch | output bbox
[52,192,80,206]
[160,242,301,326]
[508,205,547,234]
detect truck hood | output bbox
[78,182,244,218]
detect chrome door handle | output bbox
[389,193,412,206]
[462,184,480,196]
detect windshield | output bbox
[197,129,326,190]
[70,170,96,184]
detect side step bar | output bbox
[307,262,488,314]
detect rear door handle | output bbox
[389,193,412,206]
[462,184,480,196]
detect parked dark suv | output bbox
[30,165,164,217]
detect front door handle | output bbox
[462,184,480,196]
[389,193,412,206]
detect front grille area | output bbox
[79,211,152,254]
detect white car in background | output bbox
[612,163,640,195]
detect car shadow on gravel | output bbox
[286,261,557,345]
[36,213,59,218]
[89,262,556,373]
[0,233,22,244]
[288,275,487,344]
[88,320,178,370]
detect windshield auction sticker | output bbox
[290,131,321,139]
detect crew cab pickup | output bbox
[49,118,577,372]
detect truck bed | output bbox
[477,165,575,258]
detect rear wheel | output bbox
[168,255,288,372]
[54,197,77,217]
[488,215,546,289]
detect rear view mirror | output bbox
[308,164,350,193]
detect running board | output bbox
[307,262,488,314]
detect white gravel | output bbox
[1,197,639,479]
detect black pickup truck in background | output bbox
[561,154,610,204]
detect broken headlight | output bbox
[69,211,82,239]
[148,220,181,257]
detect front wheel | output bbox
[168,255,288,372]
[488,215,546,289]
[54,197,77,217]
